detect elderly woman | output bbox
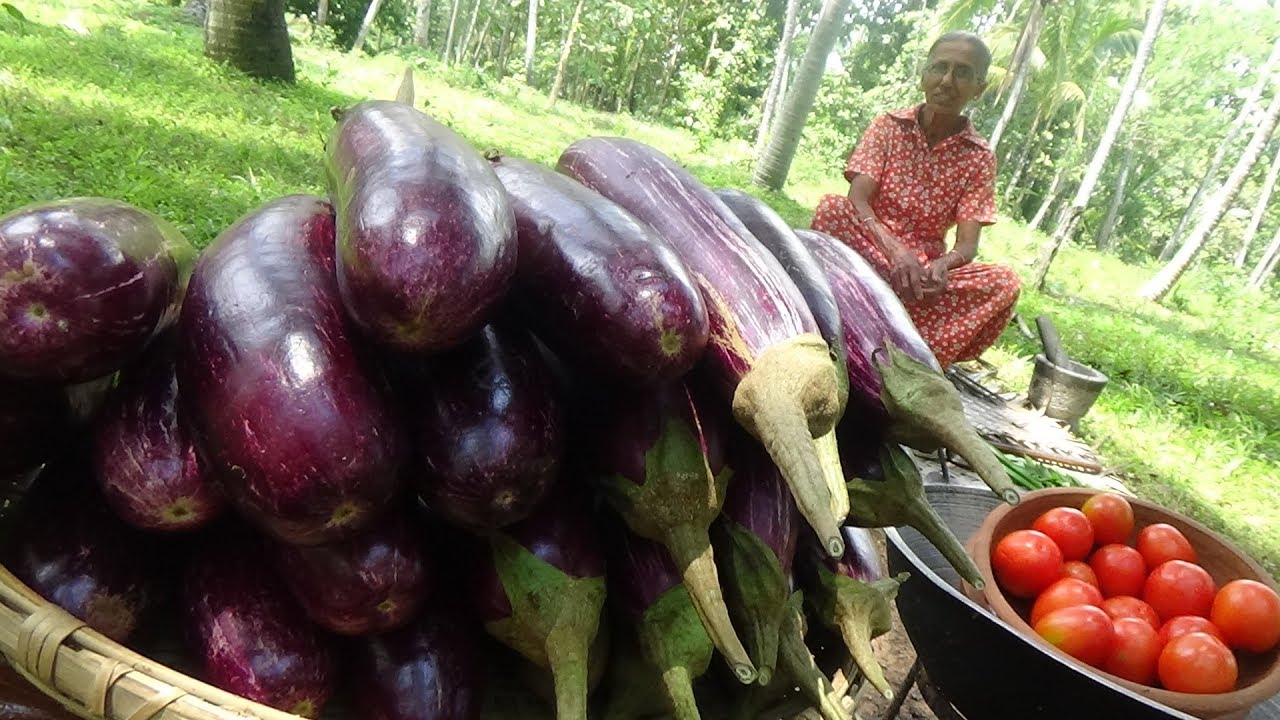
[810,31,1021,368]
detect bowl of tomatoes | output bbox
[968,487,1280,720]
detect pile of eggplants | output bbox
[0,89,1020,720]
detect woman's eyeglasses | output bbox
[924,61,979,84]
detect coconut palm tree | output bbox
[204,0,295,83]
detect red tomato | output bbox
[1062,560,1099,587]
[1090,544,1147,598]
[1033,605,1115,667]
[992,529,1064,599]
[1144,560,1216,622]
[1031,578,1106,625]
[1081,493,1135,545]
[1210,579,1280,653]
[1032,507,1095,561]
[1102,617,1163,685]
[1137,523,1197,567]
[1101,596,1162,630]
[1157,632,1237,694]
[1158,615,1226,645]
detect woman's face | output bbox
[920,40,987,115]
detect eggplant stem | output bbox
[546,619,591,720]
[665,525,757,684]
[661,665,702,720]
[902,490,985,590]
[778,601,850,720]
[835,610,892,701]
[815,429,850,525]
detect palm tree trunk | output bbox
[1032,0,1167,291]
[653,4,689,112]
[456,0,481,63]
[548,0,585,104]
[523,0,538,85]
[204,0,296,83]
[443,0,463,60]
[620,36,646,112]
[1029,166,1065,232]
[349,0,385,54]
[413,0,431,47]
[1095,140,1137,250]
[1158,37,1280,262]
[704,26,719,74]
[496,25,514,79]
[1235,141,1280,268]
[1138,89,1280,302]
[1250,223,1280,288]
[754,0,802,156]
[317,0,329,26]
[1004,109,1042,204]
[989,0,1047,151]
[752,0,855,191]
[471,14,492,66]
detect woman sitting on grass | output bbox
[810,31,1021,368]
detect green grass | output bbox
[3,0,1280,573]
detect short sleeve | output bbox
[956,148,997,226]
[843,115,894,184]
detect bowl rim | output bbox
[969,486,1280,715]
[884,491,1201,720]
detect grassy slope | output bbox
[3,0,1279,572]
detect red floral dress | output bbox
[810,105,1021,368]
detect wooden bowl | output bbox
[967,487,1280,720]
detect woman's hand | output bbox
[886,245,927,303]
[920,257,950,300]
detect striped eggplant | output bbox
[558,138,844,558]
[592,381,754,684]
[795,228,1018,505]
[491,154,709,384]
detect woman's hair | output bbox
[927,31,992,82]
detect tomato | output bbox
[1080,493,1135,545]
[992,529,1064,599]
[1210,579,1280,653]
[1032,507,1095,561]
[1102,617,1163,685]
[1157,632,1237,694]
[1136,523,1197,568]
[1090,544,1147,598]
[1101,596,1162,630]
[1062,560,1099,587]
[1033,605,1115,667]
[1144,560,1216,622]
[1031,578,1105,625]
[1158,615,1226,645]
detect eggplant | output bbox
[93,331,224,532]
[714,426,800,688]
[350,599,484,720]
[598,623,669,720]
[177,195,406,545]
[7,460,154,643]
[610,528,713,720]
[275,511,430,635]
[491,154,709,384]
[712,188,850,526]
[592,381,754,684]
[326,101,517,353]
[799,526,908,700]
[844,440,984,590]
[0,378,68,479]
[471,485,605,720]
[184,527,334,717]
[0,198,194,382]
[796,228,1018,504]
[410,320,562,530]
[559,138,844,558]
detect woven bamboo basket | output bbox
[0,558,869,720]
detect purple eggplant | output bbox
[592,381,754,684]
[796,228,1017,504]
[712,189,850,526]
[843,440,984,591]
[559,138,844,558]
[275,511,430,635]
[608,528,711,720]
[490,154,709,384]
[799,525,908,700]
[184,527,334,718]
[177,195,406,545]
[0,198,194,382]
[714,426,801,688]
[326,101,516,353]
[471,485,605,720]
[93,331,224,532]
[0,378,67,479]
[410,320,561,530]
[349,599,484,720]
